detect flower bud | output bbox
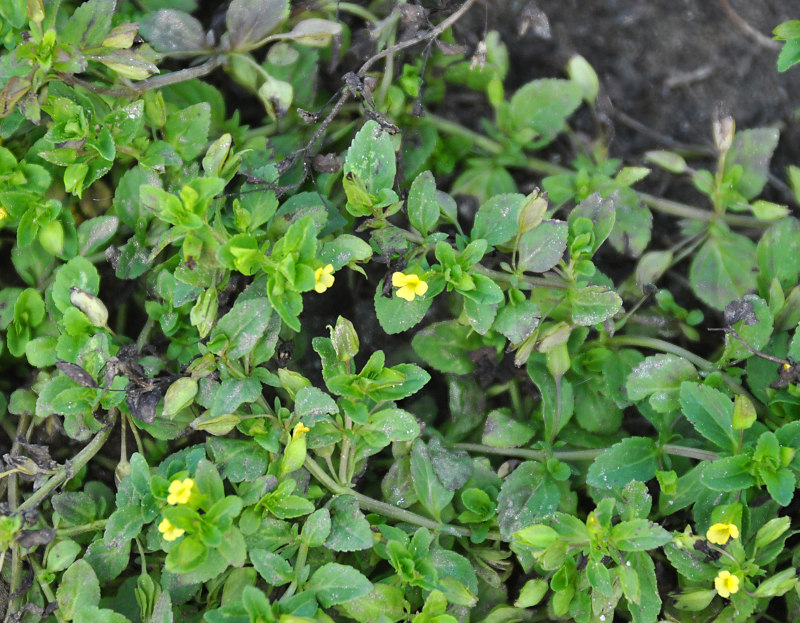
[69,287,108,327]
[329,316,359,362]
[282,423,310,474]
[39,220,64,256]
[732,394,757,430]
[518,189,548,233]
[162,377,198,419]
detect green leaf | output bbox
[757,217,800,292]
[493,300,540,344]
[374,280,433,334]
[778,39,800,72]
[344,120,396,196]
[678,383,737,452]
[411,321,483,374]
[318,234,372,269]
[471,193,524,246]
[51,256,100,315]
[226,0,289,49]
[104,505,143,549]
[496,461,559,539]
[57,559,101,619]
[337,583,408,623]
[294,386,338,425]
[428,438,472,491]
[508,79,583,146]
[210,295,272,360]
[569,192,616,253]
[408,170,439,236]
[690,224,757,310]
[527,362,573,440]
[516,220,567,273]
[482,408,536,447]
[410,439,453,522]
[611,518,672,551]
[699,456,756,491]
[165,103,211,161]
[250,549,293,586]
[301,508,331,547]
[586,437,659,489]
[570,286,622,326]
[306,562,373,608]
[627,354,698,413]
[325,495,373,552]
[140,9,208,55]
[62,0,114,48]
[83,539,130,583]
[628,552,661,623]
[762,467,795,506]
[725,128,780,200]
[210,377,262,417]
[206,437,269,482]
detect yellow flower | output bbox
[714,570,740,598]
[158,518,185,542]
[391,271,428,302]
[314,264,335,293]
[0,206,7,221]
[706,522,739,545]
[292,422,310,440]
[167,478,194,505]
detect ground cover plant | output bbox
[1,0,800,621]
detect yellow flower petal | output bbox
[706,522,739,545]
[292,422,310,440]
[167,478,194,505]
[391,272,427,302]
[158,518,185,542]
[314,264,335,293]
[714,570,739,598]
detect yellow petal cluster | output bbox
[391,272,428,302]
[714,570,739,598]
[292,422,310,440]
[158,518,185,542]
[706,522,739,545]
[167,478,194,506]
[314,264,335,293]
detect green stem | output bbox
[454,442,720,463]
[305,456,501,540]
[639,193,766,228]
[30,558,66,623]
[322,1,379,23]
[662,444,719,462]
[605,335,714,370]
[452,443,600,462]
[16,412,116,514]
[472,264,569,290]
[56,519,108,537]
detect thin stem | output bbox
[16,412,116,514]
[30,558,66,623]
[338,417,353,486]
[304,456,502,541]
[322,1,380,22]
[452,443,601,462]
[639,193,765,228]
[357,0,479,78]
[662,444,719,462]
[56,519,108,537]
[473,264,569,290]
[605,335,714,371]
[64,56,223,98]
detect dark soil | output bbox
[494,0,800,182]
